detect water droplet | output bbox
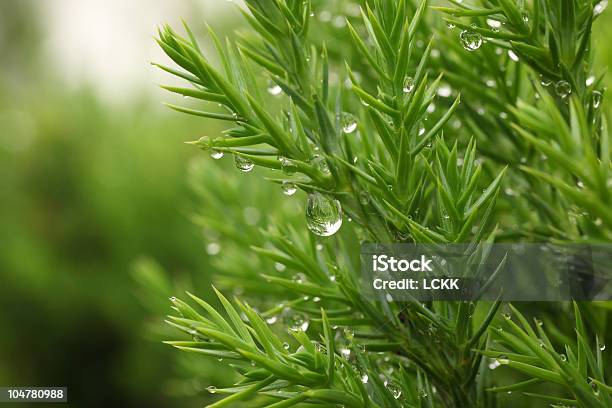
[418,127,426,136]
[594,0,608,16]
[586,75,596,86]
[486,18,502,29]
[508,50,519,62]
[402,76,415,93]
[195,136,212,150]
[234,155,254,172]
[418,388,429,399]
[540,76,553,87]
[488,359,501,370]
[207,386,217,394]
[292,273,306,283]
[437,85,452,97]
[289,314,310,332]
[278,156,297,175]
[210,150,224,160]
[275,262,286,272]
[502,312,512,320]
[266,316,278,324]
[341,112,357,133]
[593,91,602,109]
[360,373,369,383]
[207,242,221,255]
[169,296,177,302]
[281,180,297,196]
[522,12,529,22]
[343,327,354,340]
[283,342,290,350]
[310,155,331,175]
[329,275,337,282]
[316,243,324,251]
[460,29,482,51]
[305,192,343,237]
[340,347,351,358]
[590,380,600,395]
[600,344,606,351]
[555,80,572,98]
[389,382,402,399]
[560,354,567,361]
[267,81,282,95]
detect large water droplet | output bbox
[207,386,217,394]
[305,192,342,236]
[508,50,519,62]
[555,80,572,98]
[360,373,369,383]
[234,155,254,172]
[594,0,608,16]
[600,343,606,351]
[341,112,357,133]
[281,180,297,196]
[402,76,415,93]
[460,30,482,51]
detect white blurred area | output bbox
[38,0,240,103]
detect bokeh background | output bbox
[1,1,611,407]
[0,1,241,407]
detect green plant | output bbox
[155,0,611,406]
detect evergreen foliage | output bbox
[155,1,611,406]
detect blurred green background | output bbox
[0,1,611,407]
[0,1,240,407]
